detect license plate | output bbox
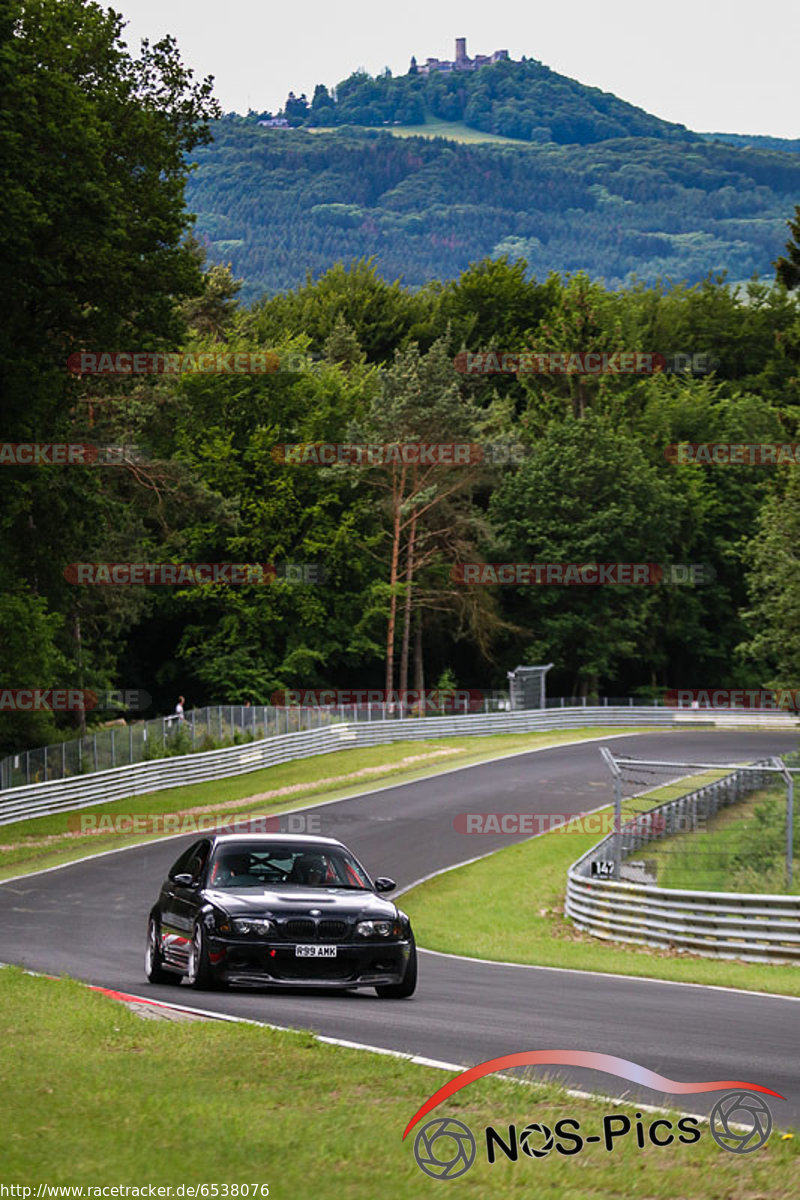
[295,944,337,958]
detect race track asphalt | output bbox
[2,729,798,1124]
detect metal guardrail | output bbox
[3,695,795,791]
[565,760,800,963]
[565,876,800,964]
[0,704,796,828]
[0,703,349,791]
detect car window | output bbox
[168,841,203,879]
[207,843,371,889]
[185,840,211,882]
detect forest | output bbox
[2,0,799,757]
[187,119,800,301]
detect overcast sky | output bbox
[116,0,798,138]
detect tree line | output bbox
[263,56,697,146]
[1,1,799,756]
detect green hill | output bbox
[263,55,699,146]
[186,119,800,302]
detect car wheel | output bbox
[185,921,219,990]
[144,916,177,985]
[375,937,417,998]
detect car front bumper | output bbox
[207,935,412,989]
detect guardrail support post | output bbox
[775,757,794,891]
[789,774,795,892]
[600,747,623,878]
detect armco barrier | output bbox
[565,760,800,963]
[565,875,800,963]
[0,705,796,828]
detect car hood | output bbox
[202,887,398,920]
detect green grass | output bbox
[2,968,796,1194]
[308,116,524,144]
[641,789,799,894]
[0,728,653,881]
[401,797,800,996]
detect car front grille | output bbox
[274,957,356,982]
[284,918,315,939]
[281,918,350,941]
[318,919,348,940]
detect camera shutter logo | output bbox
[413,1117,476,1179]
[710,1091,772,1153]
[520,1122,555,1157]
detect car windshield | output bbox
[207,843,371,890]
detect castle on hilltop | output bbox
[410,37,510,76]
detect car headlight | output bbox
[205,908,232,934]
[232,917,274,937]
[355,920,402,938]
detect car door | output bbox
[172,839,212,965]
[160,839,210,966]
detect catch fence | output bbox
[0,695,683,791]
[565,750,800,962]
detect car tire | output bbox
[375,937,417,998]
[144,915,177,985]
[185,921,219,990]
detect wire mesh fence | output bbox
[599,750,800,894]
[0,695,513,790]
[1,695,794,794]
[0,705,343,790]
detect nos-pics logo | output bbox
[404,1051,782,1179]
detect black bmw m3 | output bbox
[144,833,417,997]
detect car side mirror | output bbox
[173,872,196,887]
[374,876,396,893]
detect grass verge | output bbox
[1,968,796,1195]
[401,797,800,996]
[0,728,653,881]
[643,788,799,894]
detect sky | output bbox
[115,0,799,138]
